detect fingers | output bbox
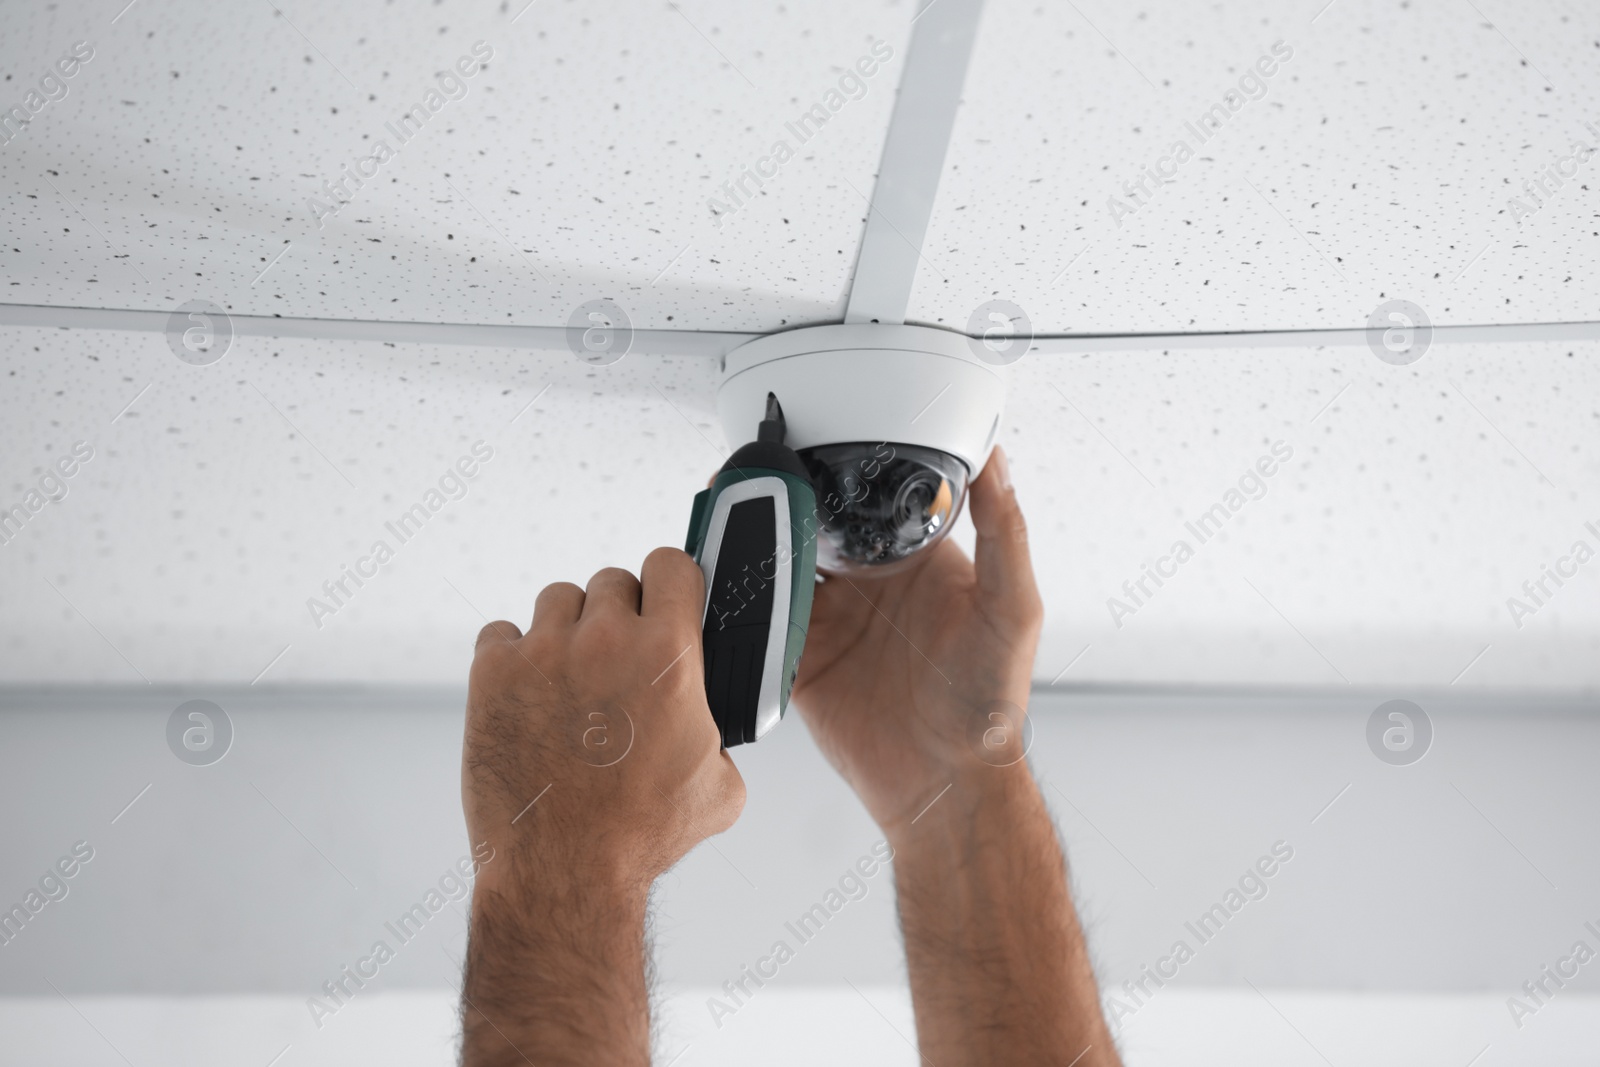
[532,581,585,630]
[475,619,524,651]
[582,567,643,619]
[968,447,1043,626]
[639,547,706,628]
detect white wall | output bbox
[1,684,1594,1000]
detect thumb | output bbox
[968,447,1043,627]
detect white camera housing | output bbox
[718,324,1009,573]
[718,324,1008,471]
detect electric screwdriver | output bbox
[684,394,818,748]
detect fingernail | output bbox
[992,446,1012,490]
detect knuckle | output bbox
[643,545,680,568]
[652,662,705,713]
[470,642,521,683]
[1007,510,1029,544]
[471,624,558,693]
[576,612,633,652]
[651,547,705,602]
[647,545,696,575]
[591,566,638,586]
[475,620,522,650]
[519,624,564,663]
[646,621,695,661]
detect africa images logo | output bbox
[166,700,234,766]
[0,40,95,148]
[165,300,234,366]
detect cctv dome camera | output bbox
[718,324,1008,575]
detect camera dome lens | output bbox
[799,443,970,575]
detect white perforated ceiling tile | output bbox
[2,324,1594,687]
[0,0,909,329]
[910,0,1600,333]
[2,0,1598,690]
[1005,338,1599,689]
[0,323,728,682]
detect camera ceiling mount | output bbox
[717,323,1008,477]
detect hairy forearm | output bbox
[460,872,653,1067]
[888,763,1121,1067]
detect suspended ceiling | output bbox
[1,0,1597,687]
[1,324,1594,687]
[2,0,1596,332]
